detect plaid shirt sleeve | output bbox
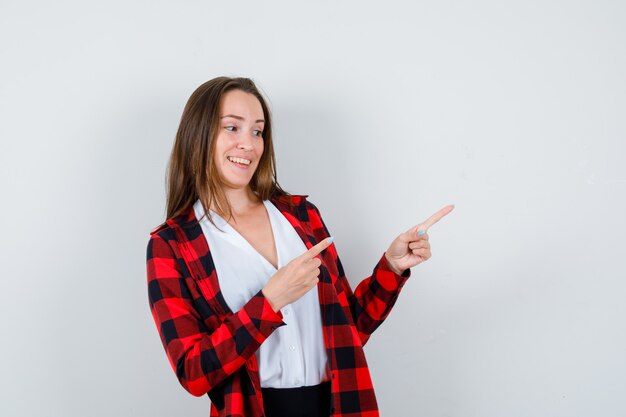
[308,202,411,346]
[146,231,285,397]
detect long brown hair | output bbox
[165,76,291,228]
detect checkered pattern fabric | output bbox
[146,194,411,416]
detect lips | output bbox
[228,158,250,170]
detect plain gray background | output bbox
[1,1,625,416]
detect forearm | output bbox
[340,252,411,343]
[152,288,284,396]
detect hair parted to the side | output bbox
[165,76,292,228]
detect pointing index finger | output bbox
[420,205,455,230]
[301,236,334,261]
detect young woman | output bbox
[146,76,454,417]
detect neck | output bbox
[212,185,261,216]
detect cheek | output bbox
[213,135,230,160]
[213,151,224,168]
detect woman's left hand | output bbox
[384,205,455,275]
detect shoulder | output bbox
[146,213,189,261]
[149,222,169,236]
[270,193,326,223]
[146,222,178,259]
[271,192,322,212]
[285,195,331,237]
[147,205,197,242]
[272,193,309,206]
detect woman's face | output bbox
[213,89,265,191]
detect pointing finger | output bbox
[301,236,334,261]
[420,205,455,231]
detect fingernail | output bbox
[418,230,425,236]
[327,236,334,244]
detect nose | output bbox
[236,131,255,150]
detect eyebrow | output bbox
[220,114,265,124]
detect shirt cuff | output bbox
[258,289,285,328]
[243,289,286,337]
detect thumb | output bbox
[400,224,425,242]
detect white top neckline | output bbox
[207,200,281,272]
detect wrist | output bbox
[384,252,404,275]
[261,288,281,312]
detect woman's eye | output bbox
[254,130,263,137]
[225,126,237,132]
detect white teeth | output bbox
[228,156,251,165]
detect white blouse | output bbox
[193,198,330,388]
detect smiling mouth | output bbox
[227,157,251,169]
[227,156,251,165]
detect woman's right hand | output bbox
[262,237,334,312]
